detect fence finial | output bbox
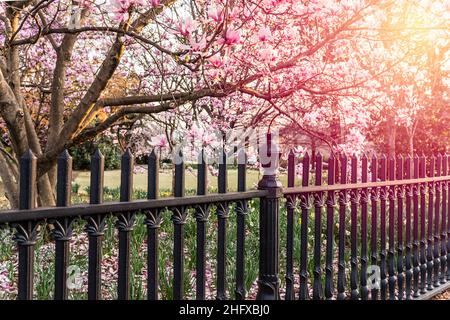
[328,153,335,185]
[259,132,279,176]
[174,150,185,198]
[57,149,73,207]
[302,152,310,187]
[287,150,295,188]
[197,149,207,196]
[19,149,37,210]
[120,148,134,202]
[315,152,323,186]
[256,133,281,300]
[148,149,159,200]
[90,149,104,205]
[219,148,227,194]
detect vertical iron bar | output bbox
[412,155,420,297]
[120,149,134,202]
[299,153,310,300]
[447,155,450,282]
[337,154,347,300]
[440,154,447,284]
[313,152,323,300]
[16,150,38,300]
[350,155,359,300]
[325,154,335,300]
[335,155,340,186]
[370,155,379,300]
[419,155,427,294]
[256,133,281,300]
[54,150,73,300]
[404,156,413,300]
[235,148,248,300]
[146,150,160,300]
[433,155,441,287]
[379,155,388,300]
[388,156,397,300]
[90,149,104,205]
[285,150,295,300]
[116,149,135,300]
[195,150,208,300]
[217,149,229,300]
[147,149,159,200]
[360,155,369,300]
[172,150,186,300]
[426,156,435,291]
[396,156,404,300]
[86,149,105,300]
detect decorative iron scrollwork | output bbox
[427,181,435,195]
[256,278,280,300]
[387,186,397,200]
[84,214,107,236]
[50,217,75,241]
[396,184,406,199]
[405,183,414,198]
[12,221,40,246]
[370,185,380,201]
[195,204,210,222]
[379,186,389,201]
[349,188,360,205]
[285,195,297,210]
[360,188,369,204]
[216,202,230,219]
[235,200,248,216]
[115,211,136,232]
[171,206,188,225]
[313,191,325,207]
[144,209,162,229]
[299,193,312,210]
[338,190,350,206]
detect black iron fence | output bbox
[0,135,449,300]
[283,151,450,300]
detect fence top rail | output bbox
[0,190,266,224]
[282,175,450,195]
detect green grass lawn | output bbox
[72,166,289,195]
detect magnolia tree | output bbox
[0,0,448,208]
[360,0,449,156]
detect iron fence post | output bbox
[256,133,282,300]
[15,150,38,300]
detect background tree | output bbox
[0,0,448,208]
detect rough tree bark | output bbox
[0,0,373,209]
[386,109,396,158]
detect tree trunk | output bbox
[37,172,56,207]
[386,110,396,158]
[0,152,18,209]
[311,139,316,169]
[408,133,414,156]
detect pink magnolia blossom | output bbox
[176,17,197,37]
[149,134,168,150]
[208,56,225,68]
[258,27,272,42]
[201,133,216,147]
[150,0,160,6]
[228,7,240,20]
[223,29,241,46]
[112,0,143,22]
[208,165,218,177]
[208,6,223,23]
[259,47,277,63]
[189,36,207,52]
